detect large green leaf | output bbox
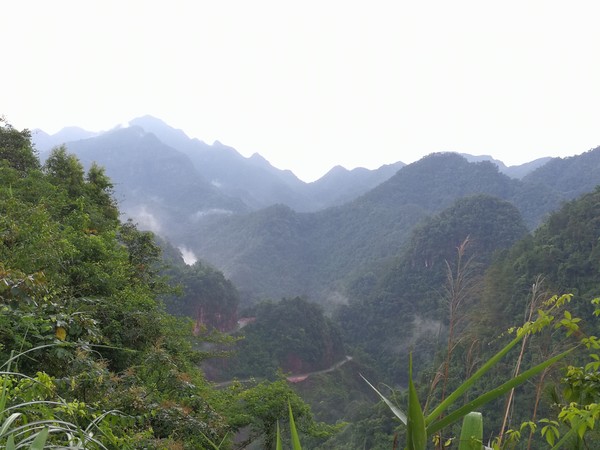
[28,428,49,450]
[6,434,15,450]
[458,412,483,450]
[288,401,302,450]
[426,332,524,425]
[276,421,283,450]
[407,354,427,450]
[427,348,573,435]
[360,374,407,425]
[0,413,21,438]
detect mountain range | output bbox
[32,116,600,304]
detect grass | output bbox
[0,347,117,449]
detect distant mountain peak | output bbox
[459,152,552,179]
[249,152,267,161]
[460,152,508,169]
[327,165,349,174]
[31,126,98,154]
[129,115,194,149]
[129,115,181,131]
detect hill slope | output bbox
[187,153,531,303]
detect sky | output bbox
[2,1,600,182]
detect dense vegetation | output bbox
[162,252,240,333]
[211,297,346,380]
[7,115,600,449]
[37,120,600,308]
[336,195,530,384]
[186,150,600,304]
[0,120,333,449]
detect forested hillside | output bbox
[326,181,600,449]
[33,120,600,311]
[34,116,406,216]
[187,153,568,303]
[0,120,337,449]
[54,126,248,238]
[523,146,600,200]
[210,297,346,380]
[7,116,600,449]
[337,195,529,383]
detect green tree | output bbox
[43,145,85,197]
[225,379,335,449]
[0,117,40,174]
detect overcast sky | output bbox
[2,1,600,181]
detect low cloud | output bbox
[178,246,198,265]
[131,205,162,234]
[190,208,233,221]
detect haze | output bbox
[2,0,599,181]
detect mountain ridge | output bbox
[33,115,553,186]
[28,116,600,306]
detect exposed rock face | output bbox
[193,305,238,334]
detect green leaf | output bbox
[549,424,577,449]
[6,434,15,450]
[458,412,483,450]
[360,374,407,425]
[407,354,427,450]
[28,428,49,450]
[288,401,302,450]
[426,333,524,425]
[0,413,22,437]
[276,421,283,450]
[427,348,574,435]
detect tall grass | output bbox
[276,402,304,450]
[363,294,577,450]
[0,347,117,449]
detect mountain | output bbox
[30,119,408,261]
[523,146,600,199]
[337,194,529,382]
[34,116,406,214]
[29,118,600,308]
[185,153,535,303]
[32,126,98,155]
[306,161,405,208]
[184,148,600,305]
[55,126,248,237]
[460,152,551,178]
[128,116,320,211]
[129,115,405,212]
[503,156,552,178]
[483,183,600,329]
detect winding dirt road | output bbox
[212,355,353,388]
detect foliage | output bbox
[162,254,240,333]
[217,297,345,380]
[0,119,343,449]
[220,379,336,449]
[0,349,124,449]
[0,118,39,174]
[363,293,592,449]
[337,195,528,384]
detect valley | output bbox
[3,116,600,448]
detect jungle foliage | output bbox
[6,115,600,449]
[0,120,330,449]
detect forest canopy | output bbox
[0,119,332,449]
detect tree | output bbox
[0,117,40,174]
[226,379,335,449]
[43,145,85,197]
